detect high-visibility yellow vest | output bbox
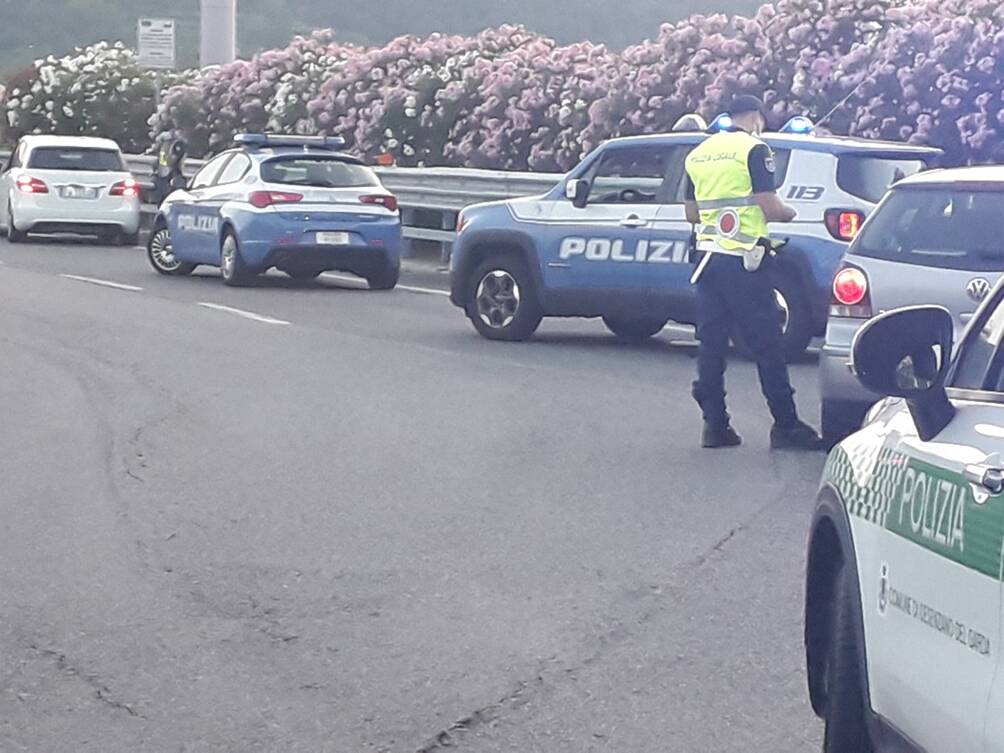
[685,130,771,252]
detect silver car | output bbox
[819,166,1004,444]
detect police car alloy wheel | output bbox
[220,232,251,286]
[147,227,194,276]
[466,255,542,341]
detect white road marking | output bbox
[320,272,449,297]
[197,302,291,326]
[59,274,143,292]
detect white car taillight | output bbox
[16,175,48,194]
[109,177,139,198]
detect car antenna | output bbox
[815,34,884,130]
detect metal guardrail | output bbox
[0,149,562,250]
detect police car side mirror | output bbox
[566,179,589,209]
[851,305,956,441]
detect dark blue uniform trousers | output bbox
[692,254,798,429]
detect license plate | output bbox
[316,231,350,245]
[60,186,93,199]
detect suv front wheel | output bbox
[821,564,875,753]
[466,255,542,341]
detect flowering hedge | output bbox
[3,42,193,153]
[6,0,1004,167]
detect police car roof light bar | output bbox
[708,113,734,132]
[780,116,816,135]
[234,133,348,150]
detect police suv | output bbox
[449,117,939,358]
[806,300,1004,752]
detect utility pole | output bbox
[200,0,236,67]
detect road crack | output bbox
[411,474,803,752]
[28,643,146,720]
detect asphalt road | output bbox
[0,236,826,753]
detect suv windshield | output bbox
[27,147,125,171]
[261,156,378,188]
[837,155,926,203]
[851,187,1004,272]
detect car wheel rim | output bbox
[476,270,520,329]
[774,289,791,334]
[221,237,235,278]
[150,229,179,271]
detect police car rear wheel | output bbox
[602,316,668,343]
[467,256,541,341]
[366,262,400,290]
[147,227,195,276]
[822,566,874,753]
[220,232,251,287]
[732,274,812,362]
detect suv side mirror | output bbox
[852,305,955,441]
[566,178,589,209]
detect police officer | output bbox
[683,95,823,450]
[152,133,188,205]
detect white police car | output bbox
[450,116,939,358]
[147,134,402,287]
[806,298,1004,752]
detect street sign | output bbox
[137,18,176,70]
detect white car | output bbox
[820,166,1004,445]
[0,135,141,244]
[806,298,1004,752]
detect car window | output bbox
[851,187,1004,272]
[837,155,926,203]
[190,153,232,189]
[26,147,125,172]
[952,289,1004,391]
[772,149,792,190]
[216,153,251,185]
[585,146,677,205]
[261,156,378,188]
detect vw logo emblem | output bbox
[966,277,992,302]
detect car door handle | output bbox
[964,464,1004,494]
[620,214,647,228]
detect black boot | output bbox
[770,419,825,451]
[703,422,742,449]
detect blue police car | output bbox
[147,134,402,288]
[449,117,940,358]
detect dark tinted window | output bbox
[852,187,1004,272]
[586,146,679,204]
[772,149,792,189]
[952,289,1004,391]
[28,147,124,171]
[837,155,925,202]
[261,157,378,188]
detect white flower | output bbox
[403,144,415,156]
[62,104,73,117]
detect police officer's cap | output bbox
[728,95,767,118]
